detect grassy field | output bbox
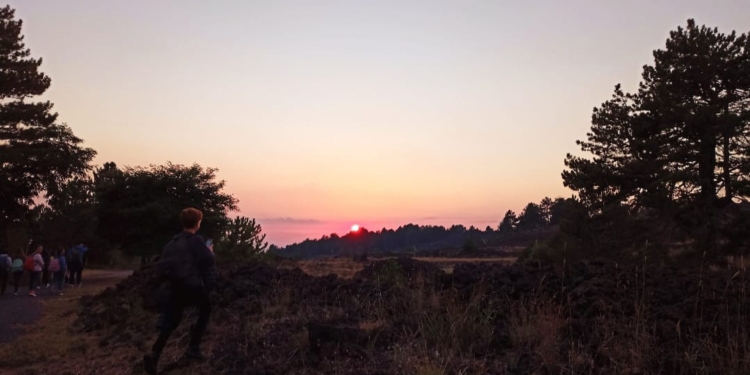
[292,256,516,278]
[412,257,515,273]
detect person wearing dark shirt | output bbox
[144,208,216,375]
[41,248,51,288]
[66,244,87,287]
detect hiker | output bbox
[144,208,216,375]
[41,246,51,288]
[11,256,23,295]
[50,248,67,296]
[0,251,11,296]
[26,243,44,297]
[67,244,85,288]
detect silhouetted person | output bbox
[144,208,216,375]
[0,251,11,296]
[66,244,85,287]
[41,247,51,287]
[27,243,44,297]
[53,248,67,295]
[11,255,23,295]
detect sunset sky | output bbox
[9,0,749,245]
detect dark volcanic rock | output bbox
[76,257,750,375]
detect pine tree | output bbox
[640,20,750,251]
[217,216,268,259]
[517,203,545,232]
[498,210,518,233]
[563,20,750,253]
[0,6,95,244]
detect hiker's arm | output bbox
[189,237,215,268]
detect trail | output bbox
[0,270,132,343]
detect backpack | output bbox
[12,259,23,272]
[23,255,35,271]
[48,258,60,272]
[67,247,82,267]
[156,234,198,284]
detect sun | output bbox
[351,224,360,232]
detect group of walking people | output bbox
[0,243,88,297]
[1,208,214,375]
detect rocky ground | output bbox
[71,257,749,375]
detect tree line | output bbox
[273,196,575,259]
[0,6,266,264]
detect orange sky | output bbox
[10,0,749,245]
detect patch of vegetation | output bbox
[374,258,405,285]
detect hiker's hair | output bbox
[180,208,203,229]
[28,242,41,253]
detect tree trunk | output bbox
[723,132,732,200]
[699,128,718,254]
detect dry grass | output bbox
[507,301,565,372]
[293,259,366,278]
[359,319,386,332]
[412,257,516,263]
[413,257,515,273]
[292,256,516,278]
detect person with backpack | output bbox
[143,208,216,375]
[41,247,51,288]
[25,243,44,297]
[0,251,11,297]
[50,248,67,296]
[66,244,85,288]
[11,256,23,295]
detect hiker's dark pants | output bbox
[0,270,8,296]
[42,267,50,286]
[151,285,211,356]
[68,267,82,286]
[29,271,40,292]
[12,271,22,293]
[55,270,66,291]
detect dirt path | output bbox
[0,270,132,343]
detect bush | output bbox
[214,216,268,260]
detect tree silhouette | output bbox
[498,210,518,233]
[517,203,546,232]
[94,162,238,260]
[216,216,268,259]
[0,6,95,247]
[563,20,750,253]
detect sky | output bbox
[8,0,750,245]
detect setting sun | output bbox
[351,224,360,232]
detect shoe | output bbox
[143,354,158,375]
[184,347,206,361]
[13,291,18,296]
[29,291,36,297]
[59,292,64,296]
